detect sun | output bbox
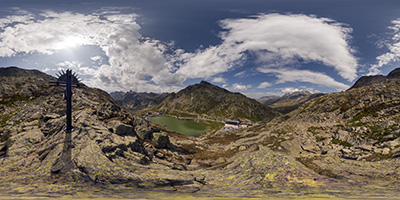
[54,36,86,50]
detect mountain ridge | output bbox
[155,81,280,122]
[350,67,400,89]
[258,90,324,114]
[111,91,169,110]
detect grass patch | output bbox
[347,121,367,127]
[331,139,353,147]
[178,112,198,118]
[316,136,327,142]
[0,114,12,127]
[280,115,291,121]
[204,120,225,135]
[307,126,318,135]
[350,103,399,123]
[0,94,30,107]
[0,131,9,143]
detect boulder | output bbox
[281,137,302,157]
[153,132,170,149]
[382,147,391,155]
[108,121,135,137]
[115,123,134,136]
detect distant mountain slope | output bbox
[0,66,54,80]
[109,91,125,100]
[111,91,169,110]
[258,91,323,114]
[350,67,400,89]
[156,81,280,122]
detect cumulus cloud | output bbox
[370,20,400,75]
[258,67,349,91]
[176,13,358,82]
[211,76,227,83]
[257,82,272,89]
[231,83,252,91]
[0,10,182,92]
[91,55,102,62]
[0,11,356,93]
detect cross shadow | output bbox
[51,129,73,174]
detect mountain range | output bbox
[2,66,400,197]
[257,91,324,114]
[110,91,169,110]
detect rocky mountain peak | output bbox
[179,80,230,95]
[350,67,400,89]
[387,67,400,78]
[157,81,279,122]
[282,90,312,99]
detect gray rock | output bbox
[382,147,391,155]
[115,123,134,136]
[281,137,302,157]
[355,144,373,152]
[153,132,170,149]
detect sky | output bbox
[1,0,400,98]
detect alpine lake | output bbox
[149,116,210,136]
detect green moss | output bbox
[178,112,197,118]
[0,114,12,127]
[0,131,9,143]
[281,115,291,121]
[369,125,381,134]
[331,139,353,147]
[0,94,30,106]
[316,136,327,142]
[307,126,318,135]
[350,103,399,123]
[347,121,367,127]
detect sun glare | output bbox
[54,36,86,50]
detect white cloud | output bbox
[281,87,300,94]
[176,13,358,82]
[258,67,349,91]
[234,71,246,77]
[0,10,181,93]
[370,19,400,75]
[257,82,272,89]
[231,83,251,91]
[211,76,227,83]
[0,11,357,93]
[91,55,102,62]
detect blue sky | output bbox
[1,0,400,98]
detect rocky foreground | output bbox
[2,67,400,198]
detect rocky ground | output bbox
[2,67,400,199]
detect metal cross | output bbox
[49,69,80,174]
[49,69,80,133]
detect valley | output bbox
[2,66,400,199]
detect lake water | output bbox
[150,116,207,136]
